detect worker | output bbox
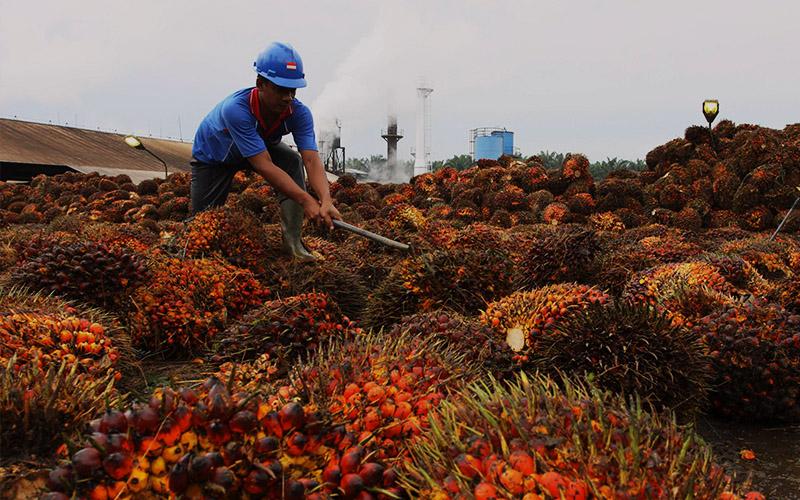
[191,41,341,262]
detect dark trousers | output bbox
[190,142,306,214]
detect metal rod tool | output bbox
[332,219,410,251]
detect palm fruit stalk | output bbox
[694,298,800,422]
[401,373,759,499]
[534,302,712,414]
[481,283,610,360]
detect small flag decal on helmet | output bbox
[286,62,297,70]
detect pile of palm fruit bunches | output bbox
[3,120,799,499]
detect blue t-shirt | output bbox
[192,87,317,165]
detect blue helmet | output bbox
[253,42,307,89]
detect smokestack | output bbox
[381,115,403,176]
[413,87,433,177]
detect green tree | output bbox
[431,154,474,172]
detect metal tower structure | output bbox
[381,115,403,176]
[324,119,346,175]
[413,87,433,177]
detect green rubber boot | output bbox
[279,199,318,262]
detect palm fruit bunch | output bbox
[514,227,598,290]
[385,203,427,233]
[490,184,528,212]
[174,207,273,275]
[507,162,549,193]
[697,252,768,293]
[1,355,122,461]
[635,230,703,263]
[481,283,610,356]
[719,237,796,281]
[541,202,570,225]
[216,292,359,370]
[129,257,270,354]
[363,245,515,329]
[78,221,159,255]
[297,331,479,467]
[10,239,149,310]
[272,259,369,321]
[387,310,516,379]
[401,373,758,500]
[587,211,625,232]
[214,353,280,394]
[622,262,738,327]
[45,376,405,499]
[694,298,800,422]
[535,302,712,413]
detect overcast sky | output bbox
[1,0,798,162]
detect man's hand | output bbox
[301,195,323,226]
[320,199,342,231]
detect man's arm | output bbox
[247,150,322,224]
[301,149,341,229]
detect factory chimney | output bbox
[413,87,433,177]
[381,115,403,176]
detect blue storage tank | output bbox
[474,134,504,160]
[498,130,514,156]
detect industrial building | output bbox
[470,127,515,160]
[0,118,192,183]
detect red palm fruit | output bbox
[443,474,460,493]
[537,472,568,497]
[474,482,499,500]
[189,453,217,482]
[105,481,126,498]
[254,435,280,458]
[363,410,382,432]
[223,441,245,466]
[46,465,73,492]
[208,392,231,420]
[379,399,396,418]
[366,385,386,403]
[467,437,491,457]
[358,462,385,487]
[564,480,588,500]
[243,468,272,495]
[343,383,360,399]
[191,401,210,427]
[341,473,365,498]
[500,467,525,495]
[88,432,109,450]
[286,432,308,456]
[340,446,365,474]
[212,466,237,489]
[357,492,377,500]
[102,452,133,480]
[394,401,412,419]
[484,455,505,481]
[230,410,258,434]
[87,484,109,500]
[454,454,481,480]
[42,494,69,500]
[99,409,128,434]
[278,402,305,431]
[509,450,535,475]
[106,433,132,454]
[157,418,181,446]
[206,419,231,446]
[284,480,306,500]
[138,436,163,457]
[262,411,283,438]
[179,388,198,405]
[72,447,102,478]
[169,454,191,494]
[382,467,398,487]
[322,465,342,488]
[134,406,160,434]
[173,405,192,432]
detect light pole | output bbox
[124,136,168,178]
[703,99,719,150]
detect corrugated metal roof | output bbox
[0,118,192,173]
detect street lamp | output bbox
[702,99,719,150]
[124,135,168,178]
